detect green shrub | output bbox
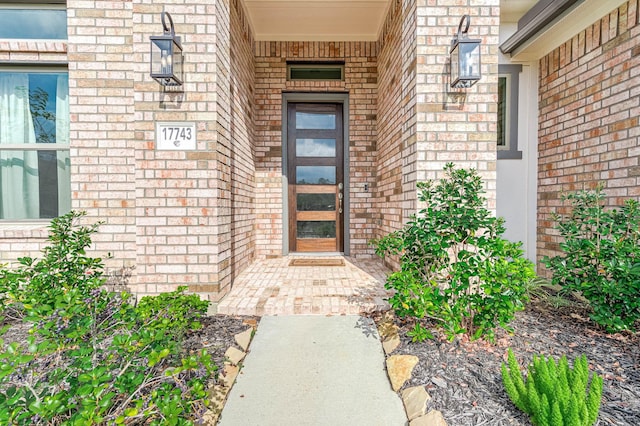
[136,286,210,337]
[0,211,216,425]
[0,211,105,317]
[502,348,603,426]
[543,187,640,332]
[373,163,535,341]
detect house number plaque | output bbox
[156,122,197,150]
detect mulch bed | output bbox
[1,314,258,380]
[182,315,259,369]
[379,301,640,425]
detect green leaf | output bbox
[124,407,138,417]
[78,373,92,383]
[17,354,34,364]
[77,384,94,397]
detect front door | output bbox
[287,103,344,252]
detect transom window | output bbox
[0,3,67,40]
[0,69,70,220]
[287,63,345,81]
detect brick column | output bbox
[415,0,499,210]
[131,0,232,300]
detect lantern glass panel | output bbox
[150,38,173,78]
[172,40,183,84]
[450,44,460,86]
[459,41,480,79]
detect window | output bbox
[497,76,508,147]
[0,3,67,40]
[0,70,70,220]
[497,64,522,160]
[287,63,345,81]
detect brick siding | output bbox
[229,0,256,280]
[129,0,248,300]
[415,0,499,209]
[67,0,137,280]
[66,0,250,300]
[376,0,418,253]
[537,0,640,267]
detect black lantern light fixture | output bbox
[449,15,481,89]
[150,11,183,86]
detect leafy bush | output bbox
[502,348,603,426]
[0,211,216,425]
[0,211,104,317]
[136,286,210,337]
[543,187,640,332]
[373,163,535,341]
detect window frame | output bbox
[0,2,66,8]
[497,64,523,160]
[0,65,70,222]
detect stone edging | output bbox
[378,312,448,426]
[202,319,257,424]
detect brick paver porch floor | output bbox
[216,255,393,316]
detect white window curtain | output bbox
[0,73,39,219]
[56,74,70,215]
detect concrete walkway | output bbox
[218,315,407,426]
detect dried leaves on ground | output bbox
[182,315,259,370]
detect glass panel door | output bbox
[287,103,343,252]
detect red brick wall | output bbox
[253,41,378,257]
[537,0,640,266]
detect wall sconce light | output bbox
[450,15,481,88]
[150,11,183,86]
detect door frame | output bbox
[281,93,350,256]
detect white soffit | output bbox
[242,0,392,41]
[509,0,628,61]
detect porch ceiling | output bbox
[241,0,392,41]
[241,0,537,42]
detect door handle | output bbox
[338,183,343,214]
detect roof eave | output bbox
[500,0,582,55]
